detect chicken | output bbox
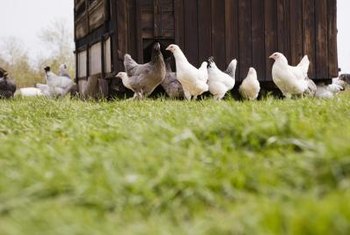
[161,58,184,99]
[78,74,103,99]
[44,66,75,97]
[207,57,237,100]
[225,59,238,78]
[327,83,344,93]
[270,52,316,98]
[239,67,260,100]
[15,87,44,97]
[0,77,16,98]
[166,44,208,100]
[34,82,74,98]
[122,42,166,99]
[315,85,340,99]
[305,77,317,97]
[58,63,71,79]
[115,72,140,99]
[35,83,52,96]
[315,75,350,99]
[115,72,153,100]
[337,74,350,89]
[315,79,345,99]
[0,69,16,99]
[0,67,7,78]
[339,74,350,83]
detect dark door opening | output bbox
[142,39,174,62]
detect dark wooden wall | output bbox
[75,0,338,84]
[109,0,176,74]
[171,0,338,82]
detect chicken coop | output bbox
[74,0,338,97]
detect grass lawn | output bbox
[0,92,350,234]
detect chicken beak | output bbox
[269,54,274,59]
[165,46,171,51]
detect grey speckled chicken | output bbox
[123,42,166,99]
[339,74,350,88]
[0,68,16,99]
[161,58,184,99]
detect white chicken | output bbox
[15,87,44,97]
[58,64,71,79]
[315,80,344,99]
[239,67,260,100]
[315,85,338,99]
[166,44,208,100]
[35,83,52,96]
[207,57,237,100]
[270,52,316,98]
[44,66,75,97]
[115,72,141,99]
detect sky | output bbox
[0,0,73,61]
[337,0,350,73]
[0,0,349,73]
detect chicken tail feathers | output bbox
[165,57,173,72]
[124,54,139,75]
[297,55,310,75]
[207,56,215,68]
[304,78,317,96]
[226,59,238,78]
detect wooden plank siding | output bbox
[211,0,226,70]
[224,0,239,75]
[315,0,329,79]
[127,0,137,58]
[327,0,338,77]
[302,0,316,78]
[198,0,212,63]
[264,0,278,81]
[75,0,339,90]
[174,0,184,47]
[183,0,199,65]
[238,0,252,81]
[252,0,266,81]
[289,0,303,65]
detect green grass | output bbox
[0,93,350,235]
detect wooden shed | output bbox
[74,0,338,97]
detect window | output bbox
[89,43,102,75]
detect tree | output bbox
[0,18,75,88]
[37,18,75,77]
[0,37,27,66]
[0,37,41,87]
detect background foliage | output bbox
[0,19,74,87]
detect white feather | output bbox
[270,53,312,97]
[166,44,209,100]
[207,58,236,100]
[15,87,44,97]
[45,69,74,97]
[239,67,260,100]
